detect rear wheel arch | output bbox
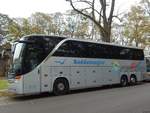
[130,74,137,85]
[53,77,70,95]
[120,75,128,87]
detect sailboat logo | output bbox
[54,59,65,64]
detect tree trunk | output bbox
[99,25,111,42]
[69,0,115,43]
[102,31,111,42]
[135,41,139,47]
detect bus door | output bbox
[22,43,43,94]
[23,67,41,94]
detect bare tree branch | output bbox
[68,0,116,42]
[92,0,95,20]
[70,0,105,32]
[74,0,92,6]
[112,15,122,22]
[108,0,115,24]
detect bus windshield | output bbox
[22,42,46,73]
[13,43,24,62]
[9,35,65,78]
[11,43,25,76]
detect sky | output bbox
[0,0,139,18]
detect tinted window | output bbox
[53,40,144,60]
[132,49,144,60]
[53,41,71,57]
[92,44,110,59]
[53,40,88,57]
[119,48,131,60]
[71,41,88,57]
[44,36,64,54]
[22,36,64,74]
[22,43,46,73]
[26,36,64,55]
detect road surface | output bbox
[0,83,150,113]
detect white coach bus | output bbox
[8,35,146,95]
[144,56,150,80]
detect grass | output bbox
[0,77,15,97]
[0,80,8,90]
[0,80,13,97]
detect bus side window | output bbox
[53,42,70,57]
[119,48,130,60]
[131,49,144,60]
[70,41,84,57]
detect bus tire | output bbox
[130,75,137,85]
[120,75,128,87]
[53,78,69,96]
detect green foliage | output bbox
[22,19,32,35]
[31,12,53,34]
[65,10,89,38]
[123,5,150,47]
[8,21,23,39]
[0,80,8,90]
[7,12,53,40]
[0,13,12,35]
[5,11,90,41]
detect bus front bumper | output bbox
[8,79,23,95]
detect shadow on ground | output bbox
[9,82,145,102]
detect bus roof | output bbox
[20,34,143,50]
[65,38,143,50]
[22,34,66,39]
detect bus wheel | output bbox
[120,75,128,87]
[130,75,137,85]
[53,78,69,96]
